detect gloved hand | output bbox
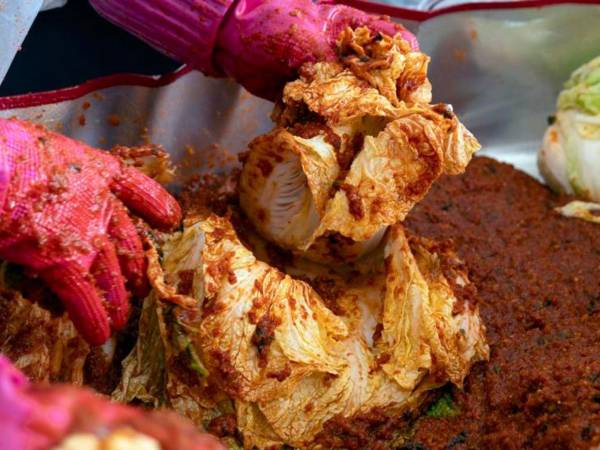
[0,118,181,345]
[0,356,226,450]
[89,0,419,100]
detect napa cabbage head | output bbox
[539,56,600,200]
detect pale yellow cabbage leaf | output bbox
[555,200,600,223]
[311,107,480,245]
[239,128,339,251]
[379,226,488,390]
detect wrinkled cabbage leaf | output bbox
[555,200,600,223]
[0,263,90,384]
[122,214,488,449]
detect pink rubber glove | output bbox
[0,119,181,345]
[89,0,419,100]
[0,356,226,450]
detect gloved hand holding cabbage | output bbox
[240,28,479,262]
[89,0,418,100]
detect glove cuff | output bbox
[0,142,9,212]
[89,0,237,76]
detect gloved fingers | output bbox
[111,164,182,231]
[108,201,149,298]
[324,4,419,51]
[0,239,60,271]
[39,264,110,346]
[90,236,130,331]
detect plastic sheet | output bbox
[0,0,67,84]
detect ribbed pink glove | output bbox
[0,356,226,450]
[0,119,181,345]
[89,0,419,100]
